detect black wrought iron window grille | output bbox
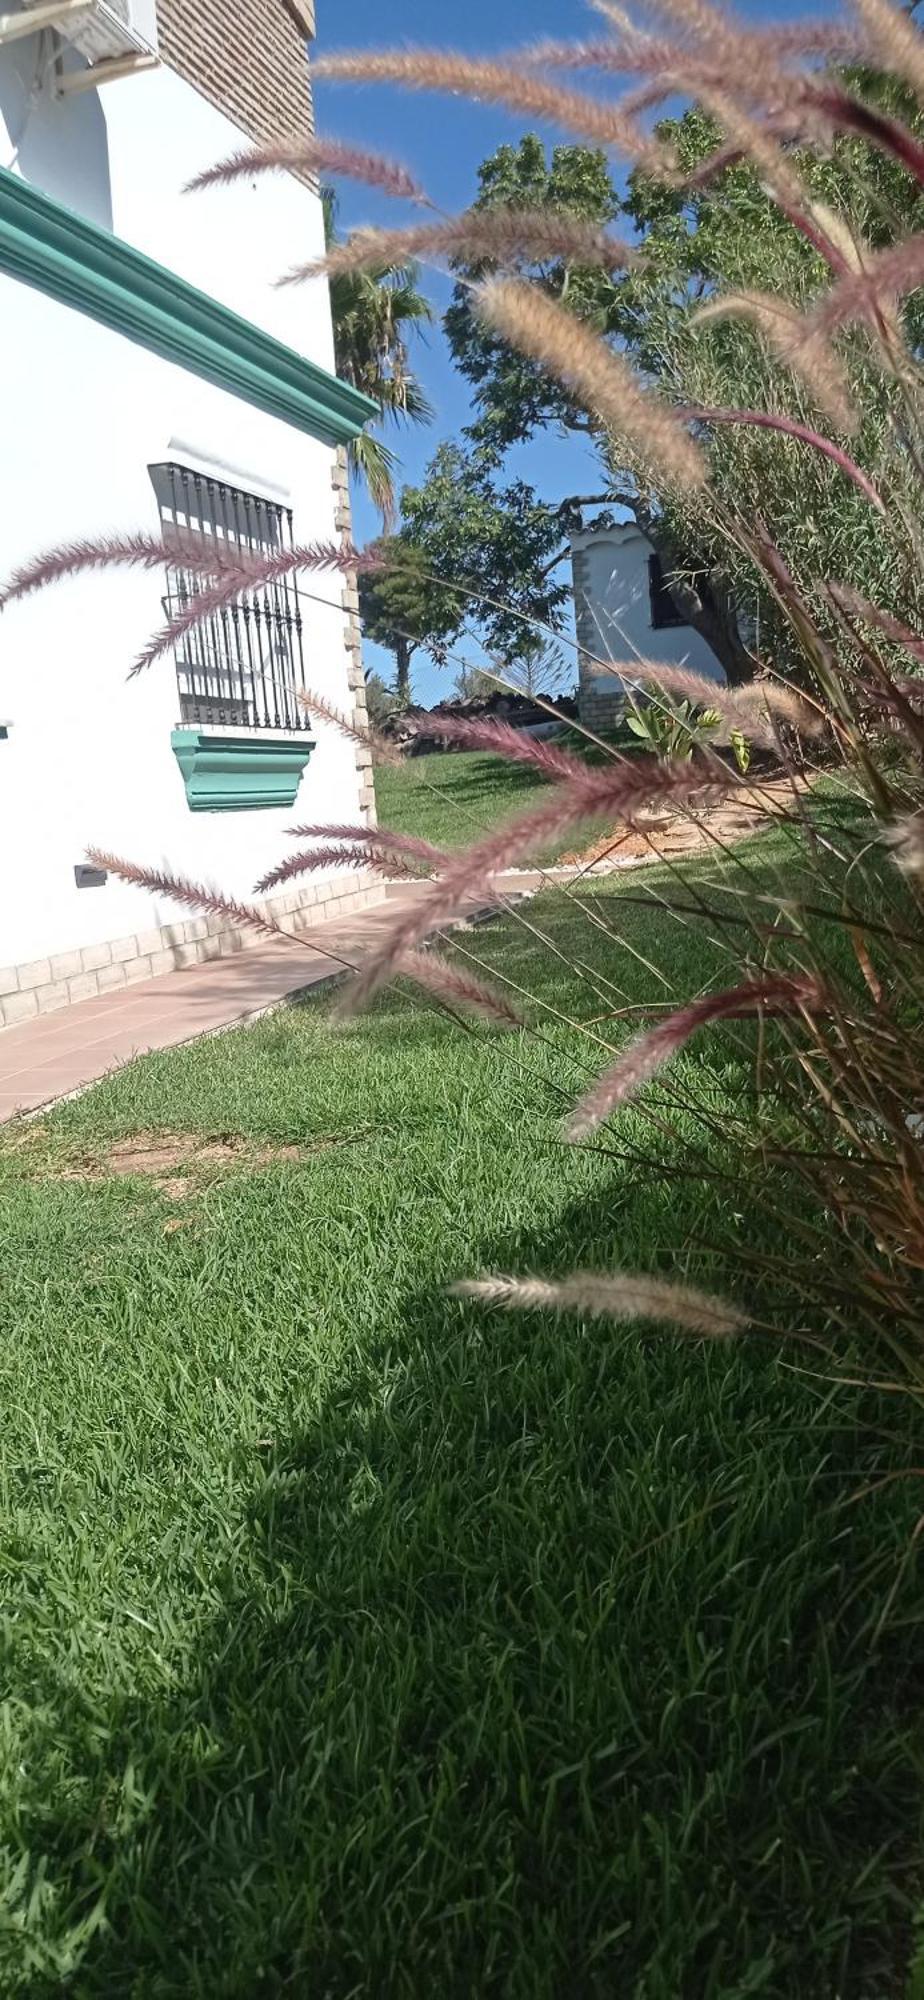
[150,462,309,732]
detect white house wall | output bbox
[570,527,725,730]
[0,44,367,974]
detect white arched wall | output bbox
[570,523,725,730]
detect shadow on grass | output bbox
[59,1162,921,1999]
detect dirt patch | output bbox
[4,1122,378,1198]
[562,775,809,872]
[102,1134,305,1177]
[105,1135,239,1178]
[47,1131,313,1198]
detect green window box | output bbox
[171,731,315,812]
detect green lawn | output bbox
[0,841,920,1994]
[375,746,570,855]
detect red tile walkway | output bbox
[0,891,424,1122]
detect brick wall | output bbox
[156,0,315,153]
[0,869,385,1025]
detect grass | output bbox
[375,747,569,856]
[373,736,693,865]
[0,830,921,1994]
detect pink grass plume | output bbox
[284,209,635,286]
[186,135,429,204]
[851,0,924,110]
[565,974,823,1138]
[614,658,824,743]
[285,822,446,867]
[811,236,924,335]
[478,278,706,493]
[397,949,524,1028]
[254,845,426,896]
[799,82,924,189]
[312,47,666,171]
[0,532,224,611]
[296,689,403,768]
[884,814,924,879]
[129,543,383,675]
[86,850,297,947]
[339,754,729,1017]
[254,817,448,896]
[827,585,924,664]
[412,712,589,782]
[84,849,366,979]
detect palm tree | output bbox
[323,189,432,524]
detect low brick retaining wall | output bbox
[0,872,385,1026]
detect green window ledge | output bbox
[172,731,315,812]
[0,167,377,445]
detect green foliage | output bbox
[324,188,433,523]
[445,135,623,448]
[729,728,751,774]
[376,747,571,858]
[363,671,399,729]
[13,34,924,1996]
[397,441,570,668]
[358,539,454,703]
[621,85,924,671]
[625,695,723,761]
[634,701,750,774]
[444,89,924,679]
[452,662,499,702]
[447,89,924,457]
[358,444,570,697]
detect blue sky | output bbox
[311,0,795,702]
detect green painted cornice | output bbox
[0,167,377,445]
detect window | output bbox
[150,462,309,733]
[647,552,688,630]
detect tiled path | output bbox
[0,890,424,1122]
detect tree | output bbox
[612,86,924,676]
[453,664,498,702]
[399,442,571,670]
[324,189,433,524]
[444,105,924,683]
[445,134,757,680]
[363,671,399,729]
[359,443,572,704]
[358,539,453,706]
[445,137,623,451]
